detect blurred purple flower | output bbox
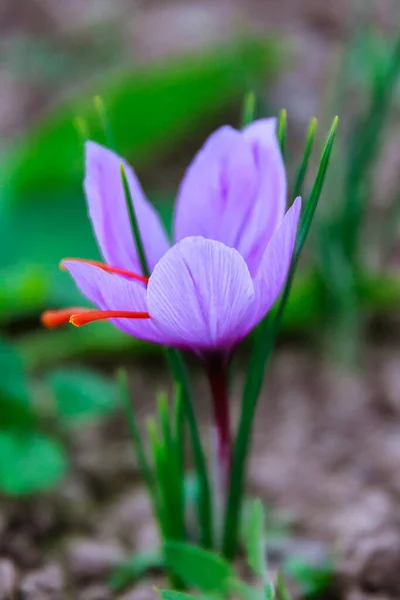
[42,119,301,356]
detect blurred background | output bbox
[1,0,400,598]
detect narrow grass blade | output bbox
[277,109,287,160]
[245,499,267,581]
[342,35,400,258]
[166,349,213,548]
[120,163,150,277]
[158,391,173,451]
[295,117,338,258]
[156,391,185,541]
[265,582,276,600]
[276,572,290,600]
[242,92,256,127]
[222,117,338,559]
[174,385,186,540]
[73,116,89,143]
[174,385,185,479]
[147,417,170,537]
[292,118,317,200]
[117,370,159,522]
[94,95,116,150]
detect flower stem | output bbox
[206,357,232,489]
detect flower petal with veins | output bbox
[147,237,256,350]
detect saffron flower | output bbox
[42,119,301,357]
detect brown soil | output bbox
[2,337,400,598]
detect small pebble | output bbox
[78,584,111,600]
[0,559,18,599]
[20,563,64,600]
[66,538,124,582]
[117,581,161,600]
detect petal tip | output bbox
[292,196,302,215]
[85,139,105,156]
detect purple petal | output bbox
[62,260,166,344]
[173,120,287,275]
[173,126,259,248]
[240,118,287,273]
[252,197,301,327]
[84,142,170,273]
[147,237,256,350]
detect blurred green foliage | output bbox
[0,337,67,494]
[0,38,277,328]
[47,368,117,426]
[2,39,277,196]
[316,31,400,360]
[0,336,118,496]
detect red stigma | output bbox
[60,258,149,284]
[70,310,150,327]
[41,307,90,329]
[42,307,150,329]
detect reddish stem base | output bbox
[206,355,232,489]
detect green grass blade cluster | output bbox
[120,163,213,549]
[118,370,160,523]
[277,109,287,159]
[165,349,213,548]
[222,116,338,559]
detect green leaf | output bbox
[285,558,333,598]
[109,551,164,591]
[47,368,117,426]
[0,431,67,495]
[164,541,235,593]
